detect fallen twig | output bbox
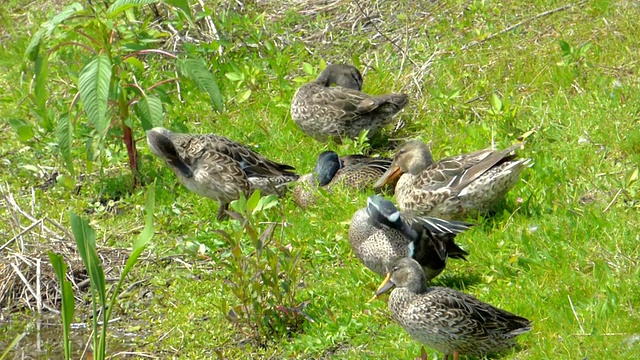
[568,295,585,334]
[461,2,586,50]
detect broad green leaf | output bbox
[134,186,155,251]
[302,62,314,76]
[9,119,34,142]
[124,57,145,73]
[255,195,278,213]
[55,113,74,174]
[57,174,76,189]
[25,29,45,62]
[107,0,160,18]
[559,40,571,55]
[34,54,50,124]
[230,193,247,214]
[136,95,163,130]
[166,0,194,22]
[69,213,106,307]
[78,55,111,135]
[44,3,84,33]
[490,93,502,112]
[34,54,49,107]
[225,72,243,82]
[178,58,223,111]
[246,190,261,214]
[627,167,639,187]
[24,3,83,61]
[580,42,592,56]
[237,89,252,103]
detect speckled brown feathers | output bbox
[374,140,531,219]
[147,127,298,220]
[376,258,532,358]
[291,64,408,142]
[348,195,472,281]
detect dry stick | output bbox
[1,183,22,240]
[567,295,586,334]
[5,189,57,235]
[44,217,74,241]
[352,0,419,68]
[36,258,42,314]
[109,352,159,359]
[461,2,585,51]
[0,218,44,252]
[10,263,39,306]
[603,188,624,213]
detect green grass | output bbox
[1,0,640,359]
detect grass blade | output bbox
[48,252,75,360]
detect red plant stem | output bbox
[122,49,178,60]
[122,122,139,188]
[118,91,140,188]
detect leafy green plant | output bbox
[48,187,155,360]
[24,1,222,186]
[215,191,309,345]
[557,40,593,70]
[486,92,520,134]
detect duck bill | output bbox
[374,272,396,296]
[373,165,402,189]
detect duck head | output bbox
[373,140,434,189]
[375,258,427,296]
[366,195,420,242]
[146,127,193,178]
[313,151,342,186]
[315,64,363,91]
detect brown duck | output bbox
[375,258,532,360]
[291,64,408,143]
[374,140,531,220]
[147,127,298,220]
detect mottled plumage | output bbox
[291,64,409,143]
[376,258,532,360]
[292,151,393,208]
[374,140,531,220]
[349,195,472,281]
[147,127,298,220]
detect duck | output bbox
[375,258,532,360]
[292,151,393,208]
[290,64,409,143]
[349,195,472,281]
[374,140,531,220]
[146,127,299,220]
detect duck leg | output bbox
[443,354,449,360]
[453,351,459,360]
[415,346,428,360]
[216,202,229,220]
